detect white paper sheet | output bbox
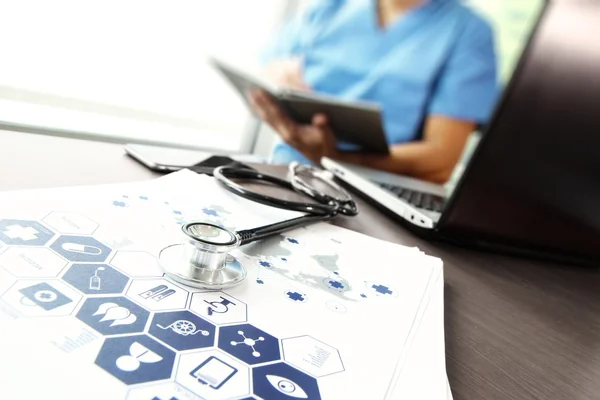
[0,170,448,399]
[390,266,453,399]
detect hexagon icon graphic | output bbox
[110,251,164,277]
[176,349,250,399]
[42,211,99,235]
[50,235,111,263]
[218,323,281,366]
[126,278,189,311]
[127,382,201,400]
[0,247,67,278]
[62,264,129,295]
[1,280,82,317]
[282,336,344,378]
[253,362,322,400]
[149,310,216,351]
[189,291,247,325]
[95,334,176,385]
[76,296,150,335]
[0,219,55,246]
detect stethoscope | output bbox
[159,162,358,289]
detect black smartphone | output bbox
[124,144,256,174]
[190,155,256,175]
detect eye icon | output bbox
[266,374,308,399]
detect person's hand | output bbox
[262,58,310,91]
[249,90,338,164]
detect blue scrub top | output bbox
[262,0,499,165]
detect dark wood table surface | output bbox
[1,130,599,400]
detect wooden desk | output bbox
[1,130,599,400]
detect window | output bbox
[0,0,296,151]
[464,0,545,84]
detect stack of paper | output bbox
[0,169,451,399]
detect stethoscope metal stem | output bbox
[160,222,246,290]
[185,245,229,273]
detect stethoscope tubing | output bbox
[213,166,339,216]
[213,166,354,246]
[236,213,334,246]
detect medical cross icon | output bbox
[329,280,344,289]
[372,284,393,295]
[286,291,306,302]
[38,291,55,301]
[3,225,39,241]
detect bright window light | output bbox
[0,0,292,151]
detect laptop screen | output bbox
[440,0,600,264]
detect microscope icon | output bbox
[205,296,236,316]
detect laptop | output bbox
[322,0,600,266]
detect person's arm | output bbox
[336,15,499,182]
[251,89,472,183]
[332,116,475,183]
[252,12,498,182]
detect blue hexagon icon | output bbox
[149,310,216,351]
[50,235,111,262]
[76,296,149,335]
[0,219,55,246]
[253,362,321,400]
[218,323,280,365]
[95,334,176,385]
[1,280,82,317]
[62,264,129,295]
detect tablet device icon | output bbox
[189,356,238,390]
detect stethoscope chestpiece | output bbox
[159,222,247,290]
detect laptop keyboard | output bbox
[376,182,446,212]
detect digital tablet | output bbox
[210,57,390,154]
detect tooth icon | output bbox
[266,374,308,399]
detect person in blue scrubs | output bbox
[250,0,499,183]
